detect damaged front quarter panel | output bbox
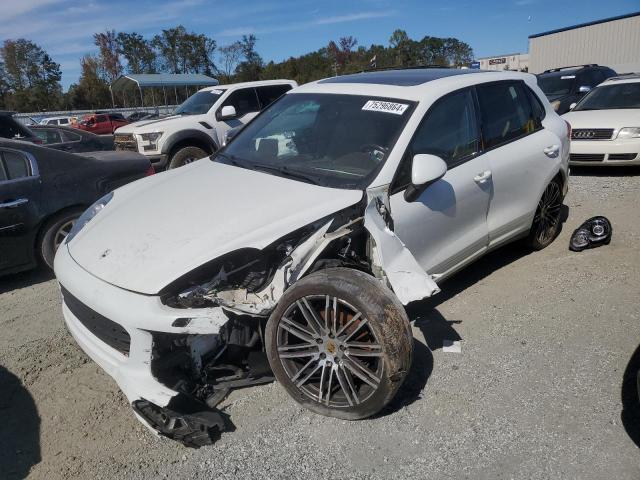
[363,186,440,304]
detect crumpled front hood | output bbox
[68,160,363,294]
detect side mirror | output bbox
[569,102,577,110]
[223,125,244,146]
[578,85,591,94]
[219,105,237,120]
[404,154,447,202]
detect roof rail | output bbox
[606,73,640,81]
[543,64,598,73]
[360,64,452,73]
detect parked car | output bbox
[39,116,75,126]
[536,64,617,114]
[563,74,640,165]
[0,139,153,276]
[75,113,129,135]
[55,68,569,446]
[0,111,42,144]
[114,79,297,170]
[31,125,114,153]
[127,111,161,123]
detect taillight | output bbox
[565,120,572,140]
[145,165,155,176]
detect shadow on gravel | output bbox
[0,267,54,295]
[570,165,640,177]
[621,344,640,448]
[0,366,41,479]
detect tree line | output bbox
[0,27,473,112]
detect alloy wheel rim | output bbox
[533,182,562,244]
[54,220,75,251]
[276,295,383,408]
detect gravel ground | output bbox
[1,167,639,479]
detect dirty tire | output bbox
[168,146,208,169]
[525,178,564,250]
[266,267,413,420]
[38,209,83,269]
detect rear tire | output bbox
[168,146,209,169]
[38,209,83,269]
[266,268,413,420]
[525,178,564,250]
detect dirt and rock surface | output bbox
[1,167,639,479]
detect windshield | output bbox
[574,83,640,111]
[537,72,577,96]
[217,93,415,189]
[175,90,224,115]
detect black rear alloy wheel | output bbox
[266,268,413,420]
[526,179,563,250]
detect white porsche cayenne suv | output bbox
[54,68,569,447]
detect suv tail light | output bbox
[565,120,572,140]
[145,165,155,176]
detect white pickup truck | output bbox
[114,79,297,169]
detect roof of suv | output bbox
[601,74,640,85]
[318,68,485,86]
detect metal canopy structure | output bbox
[109,73,219,108]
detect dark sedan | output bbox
[30,125,114,153]
[0,140,154,276]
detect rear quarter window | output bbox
[2,150,31,179]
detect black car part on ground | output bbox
[132,397,227,448]
[569,216,612,252]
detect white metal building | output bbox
[477,53,529,72]
[528,12,640,74]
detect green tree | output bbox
[116,32,157,74]
[217,41,243,83]
[152,25,216,74]
[0,39,62,111]
[66,55,111,109]
[235,35,263,82]
[94,30,123,82]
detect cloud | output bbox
[218,10,394,37]
[0,0,65,22]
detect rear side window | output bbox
[476,81,536,149]
[62,130,82,142]
[256,85,292,109]
[221,88,260,117]
[60,118,69,125]
[526,87,546,128]
[1,151,31,180]
[0,117,30,140]
[96,115,107,123]
[35,128,63,144]
[579,70,605,88]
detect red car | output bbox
[75,113,129,135]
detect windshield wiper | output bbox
[251,163,321,185]
[214,152,252,169]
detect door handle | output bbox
[0,198,29,209]
[543,145,560,158]
[473,170,492,183]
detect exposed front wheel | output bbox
[168,146,209,169]
[266,268,413,420]
[38,209,83,269]
[526,178,564,250]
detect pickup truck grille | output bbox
[571,129,614,140]
[114,133,138,152]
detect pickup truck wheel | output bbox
[266,268,413,420]
[168,146,209,169]
[38,209,83,269]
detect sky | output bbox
[0,0,638,90]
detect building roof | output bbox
[318,68,484,87]
[477,53,525,60]
[110,74,218,92]
[529,11,640,39]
